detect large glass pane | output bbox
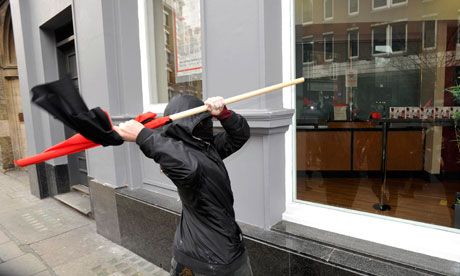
[149,0,203,103]
[295,0,460,229]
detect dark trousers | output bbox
[169,256,253,276]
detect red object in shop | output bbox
[370,112,382,119]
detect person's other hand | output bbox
[205,96,225,116]
[113,120,145,142]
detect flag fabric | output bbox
[15,78,171,167]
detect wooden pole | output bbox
[169,77,304,121]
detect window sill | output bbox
[282,201,460,263]
[267,220,460,276]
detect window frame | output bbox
[348,0,359,16]
[323,32,334,62]
[347,28,359,59]
[138,0,204,113]
[284,0,460,263]
[422,19,437,51]
[324,0,333,21]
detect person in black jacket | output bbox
[114,95,252,276]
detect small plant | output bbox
[446,85,460,101]
[446,85,460,155]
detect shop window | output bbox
[139,0,203,109]
[302,36,314,64]
[324,0,333,21]
[348,0,359,15]
[294,0,460,232]
[324,33,334,61]
[348,29,359,58]
[302,0,313,24]
[423,20,437,50]
[391,22,407,53]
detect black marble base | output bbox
[89,179,122,243]
[45,163,69,196]
[29,163,48,198]
[116,189,179,271]
[111,188,460,276]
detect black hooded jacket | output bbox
[135,95,250,275]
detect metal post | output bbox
[374,120,391,211]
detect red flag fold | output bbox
[15,113,171,167]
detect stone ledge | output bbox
[270,221,460,276]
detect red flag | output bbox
[15,113,171,167]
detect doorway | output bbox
[56,22,88,186]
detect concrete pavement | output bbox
[0,170,169,276]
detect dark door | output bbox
[57,35,88,186]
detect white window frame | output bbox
[348,0,359,16]
[323,32,334,62]
[302,35,314,64]
[138,0,204,113]
[371,23,390,56]
[324,0,333,21]
[282,0,460,263]
[347,28,359,59]
[301,0,313,25]
[390,21,408,54]
[138,0,168,113]
[422,17,437,51]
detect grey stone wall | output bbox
[12,0,292,230]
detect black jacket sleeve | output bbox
[136,128,200,187]
[213,111,250,159]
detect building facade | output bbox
[0,0,24,171]
[10,0,460,275]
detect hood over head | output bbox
[163,95,213,143]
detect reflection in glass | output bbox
[148,0,202,103]
[295,0,460,229]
